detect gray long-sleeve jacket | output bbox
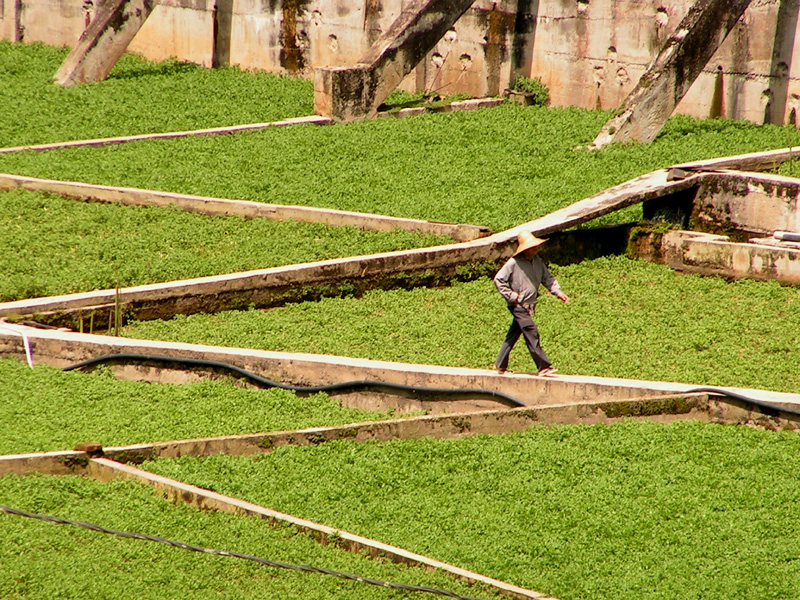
[493,255,563,311]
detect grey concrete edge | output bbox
[673,145,800,172]
[87,457,559,600]
[0,393,713,479]
[0,97,506,154]
[0,172,490,241]
[0,324,736,404]
[0,116,333,154]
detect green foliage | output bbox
[0,358,393,454]
[511,76,549,105]
[142,420,800,600]
[0,188,449,300]
[0,474,504,600]
[0,41,313,147]
[126,256,800,393]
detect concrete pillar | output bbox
[2,0,23,42]
[53,0,156,87]
[592,0,753,147]
[314,0,478,122]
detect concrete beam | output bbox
[0,173,490,242]
[592,0,753,147]
[0,169,700,329]
[0,116,332,154]
[87,458,556,600]
[314,0,477,122]
[54,0,157,87]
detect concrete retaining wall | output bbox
[0,395,710,477]
[0,326,695,412]
[84,458,552,600]
[3,0,800,124]
[634,229,800,286]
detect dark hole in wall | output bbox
[538,223,637,266]
[642,186,698,229]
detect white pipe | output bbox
[773,231,800,243]
[0,324,34,368]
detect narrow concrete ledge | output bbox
[0,326,701,410]
[3,324,800,415]
[87,458,557,600]
[0,450,93,476]
[674,146,800,173]
[376,98,506,119]
[87,394,720,463]
[0,395,712,479]
[0,116,332,154]
[4,388,798,476]
[0,167,700,328]
[0,173,489,242]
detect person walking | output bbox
[493,231,570,376]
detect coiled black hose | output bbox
[63,353,800,418]
[63,353,527,408]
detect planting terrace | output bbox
[3,44,800,600]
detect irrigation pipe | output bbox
[0,323,33,368]
[63,353,527,407]
[0,505,492,600]
[686,387,800,419]
[61,355,800,417]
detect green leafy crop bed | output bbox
[0,187,449,301]
[0,358,392,455]
[0,474,505,600]
[0,41,313,147]
[3,106,797,232]
[4,40,800,600]
[141,420,800,600]
[126,255,800,393]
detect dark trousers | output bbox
[495,304,552,371]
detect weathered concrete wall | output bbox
[692,171,800,236]
[531,0,798,124]
[0,167,692,329]
[5,0,800,123]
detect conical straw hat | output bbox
[513,231,548,256]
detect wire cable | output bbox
[63,353,527,407]
[0,505,492,600]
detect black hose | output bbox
[62,354,800,418]
[686,387,800,419]
[63,353,527,408]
